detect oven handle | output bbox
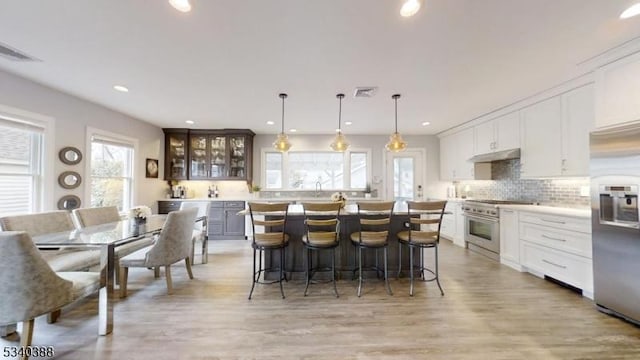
[464,213,500,223]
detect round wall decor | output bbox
[59,146,83,165]
[58,171,82,189]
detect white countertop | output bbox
[498,204,591,218]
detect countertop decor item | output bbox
[273,93,292,152]
[330,93,349,152]
[129,205,152,223]
[385,94,407,152]
[331,191,347,207]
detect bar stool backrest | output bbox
[405,201,447,243]
[354,201,395,244]
[301,202,342,245]
[248,202,290,246]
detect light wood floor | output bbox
[2,239,640,359]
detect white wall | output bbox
[252,134,448,199]
[0,69,166,212]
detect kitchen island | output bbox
[244,203,434,280]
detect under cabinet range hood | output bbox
[469,148,521,163]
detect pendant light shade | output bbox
[385,94,407,152]
[330,93,350,152]
[273,93,292,152]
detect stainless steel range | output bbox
[462,200,533,261]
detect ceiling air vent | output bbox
[0,42,38,62]
[353,86,378,98]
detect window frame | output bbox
[0,104,54,214]
[85,127,138,211]
[261,148,371,190]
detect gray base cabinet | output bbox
[157,200,246,240]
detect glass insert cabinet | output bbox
[163,129,254,182]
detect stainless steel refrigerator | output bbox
[591,123,640,325]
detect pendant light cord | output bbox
[281,96,285,134]
[338,95,342,131]
[394,97,398,133]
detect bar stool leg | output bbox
[397,242,403,278]
[357,246,363,297]
[384,246,392,295]
[279,247,286,299]
[435,244,444,296]
[420,247,425,279]
[332,247,339,298]
[249,247,257,300]
[409,245,414,297]
[304,247,311,296]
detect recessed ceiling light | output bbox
[266,121,275,125]
[113,85,129,93]
[400,0,421,17]
[290,129,297,133]
[422,121,431,126]
[185,120,194,125]
[169,0,191,12]
[621,3,640,19]
[345,121,353,126]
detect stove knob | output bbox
[490,210,497,216]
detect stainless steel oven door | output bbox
[464,213,500,256]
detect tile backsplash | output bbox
[455,159,590,208]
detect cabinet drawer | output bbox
[519,212,590,233]
[158,201,182,214]
[519,222,592,258]
[224,201,245,208]
[440,218,455,238]
[521,241,593,292]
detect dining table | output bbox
[32,215,166,336]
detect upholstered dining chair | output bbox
[300,202,342,297]
[119,207,198,297]
[247,202,290,300]
[0,231,101,359]
[350,201,395,297]
[396,200,447,296]
[73,206,156,284]
[178,201,210,265]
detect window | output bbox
[90,135,134,211]
[263,149,369,190]
[0,118,43,217]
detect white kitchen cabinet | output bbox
[519,211,593,298]
[499,208,521,271]
[439,128,475,181]
[595,51,640,129]
[474,111,520,155]
[440,200,466,247]
[561,84,594,176]
[520,96,563,178]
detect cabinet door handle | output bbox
[542,259,567,269]
[541,218,565,225]
[542,234,567,242]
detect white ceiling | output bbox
[1,0,640,135]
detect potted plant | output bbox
[364,183,372,199]
[251,184,261,198]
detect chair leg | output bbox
[420,247,425,279]
[119,266,129,298]
[304,247,311,296]
[154,267,160,279]
[409,245,414,297]
[47,309,61,324]
[185,256,194,279]
[375,248,380,278]
[249,248,257,300]
[20,319,35,353]
[165,265,173,295]
[435,244,444,296]
[357,247,363,297]
[279,248,285,299]
[190,238,196,266]
[384,247,392,296]
[202,238,208,264]
[332,247,339,298]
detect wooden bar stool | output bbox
[397,200,447,296]
[350,201,395,297]
[247,202,290,300]
[300,202,342,297]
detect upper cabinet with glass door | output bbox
[163,128,254,182]
[163,129,189,180]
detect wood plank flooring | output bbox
[2,239,640,359]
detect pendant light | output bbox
[400,0,421,17]
[385,94,407,152]
[273,93,292,152]
[330,93,350,152]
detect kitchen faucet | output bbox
[315,181,322,197]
